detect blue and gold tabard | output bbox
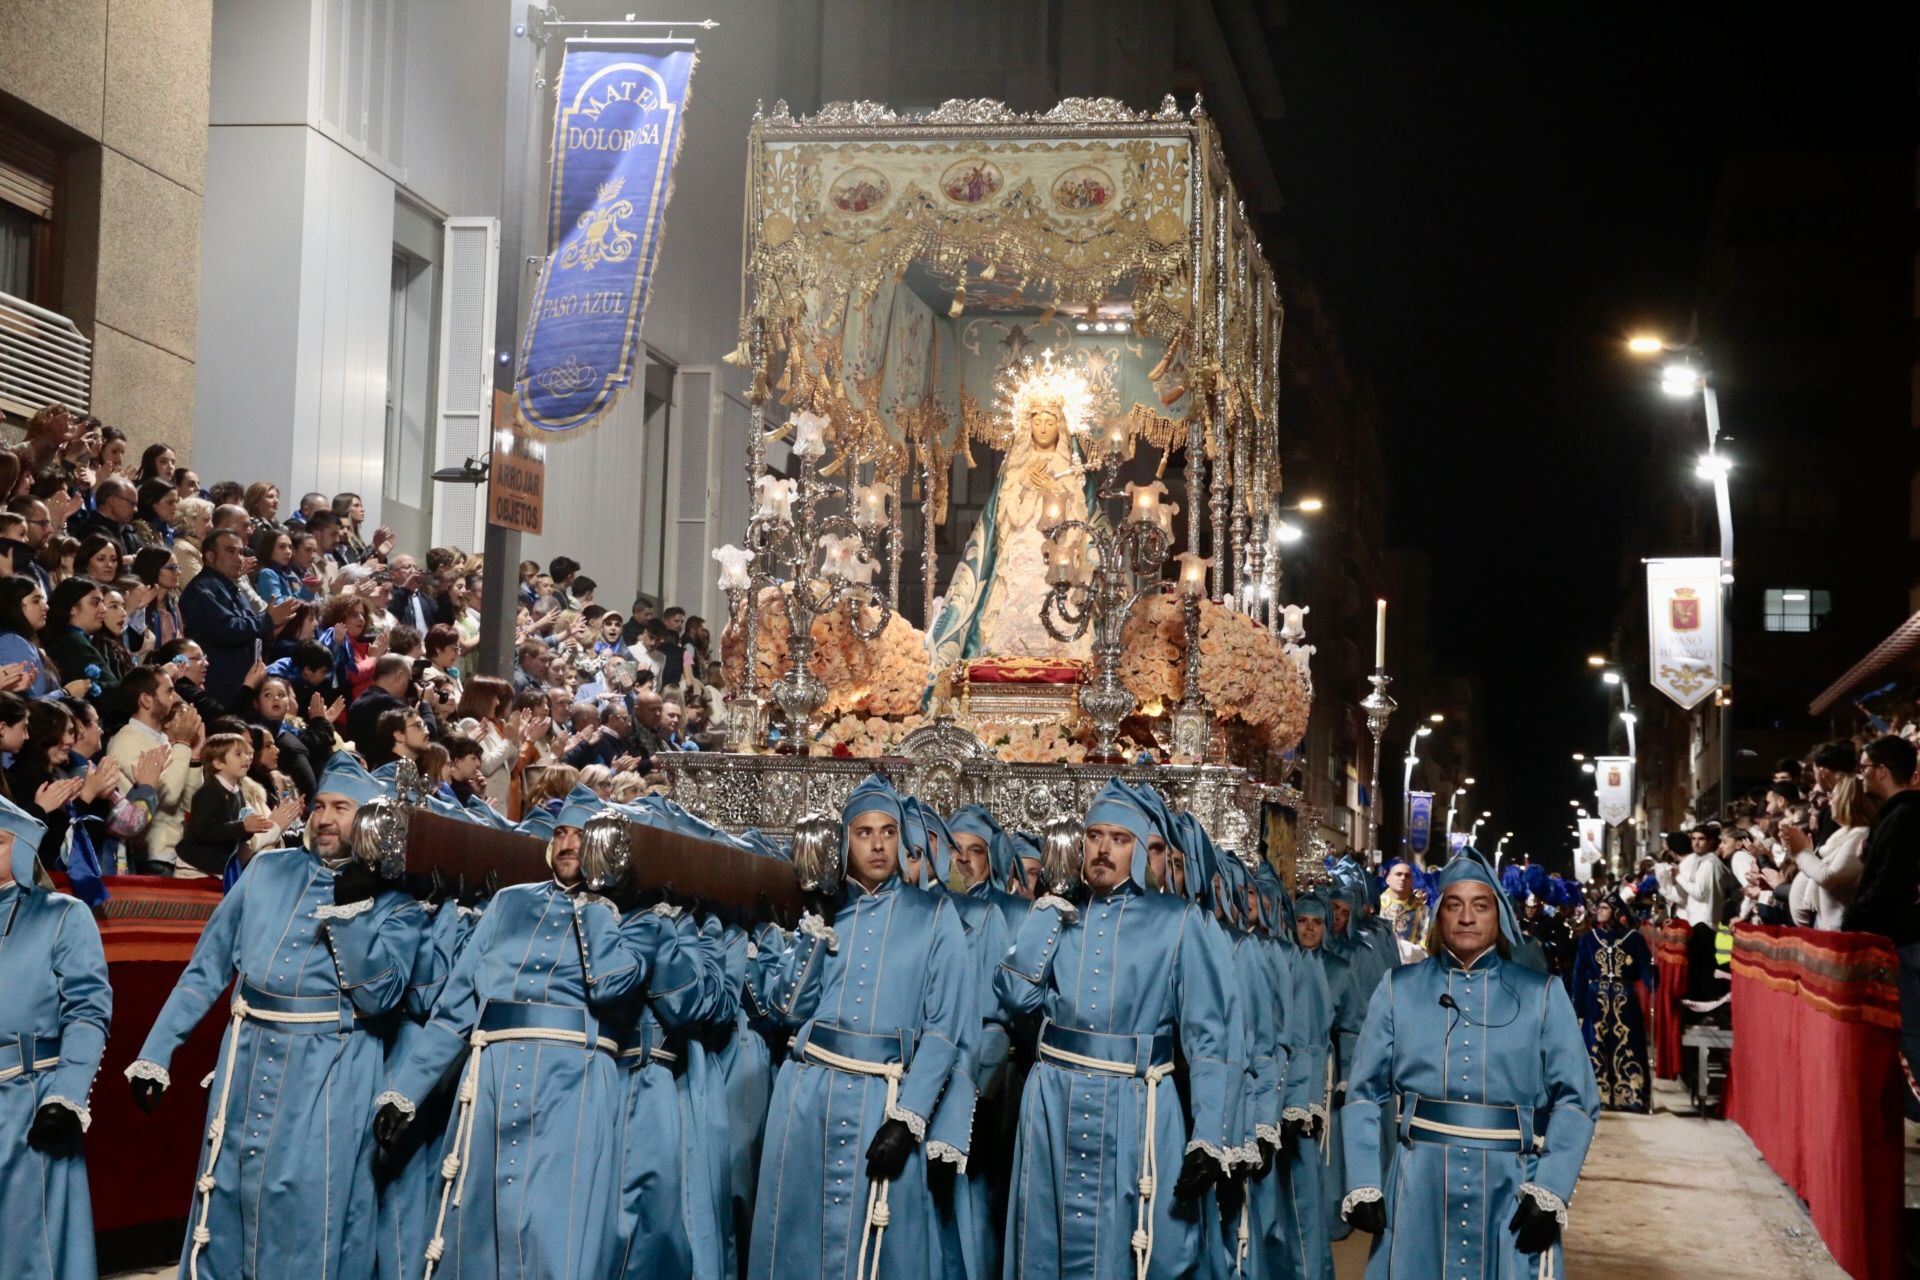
[517,41,697,436]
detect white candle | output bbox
[1375,598,1387,669]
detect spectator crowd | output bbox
[2,403,721,899]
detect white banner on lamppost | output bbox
[1595,756,1634,827]
[1576,817,1606,884]
[1646,557,1722,710]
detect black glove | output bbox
[1280,1115,1309,1149]
[1305,1113,1325,1142]
[1344,1194,1386,1235]
[865,1117,915,1181]
[130,1076,165,1114]
[1172,1147,1220,1201]
[333,861,380,907]
[1509,1195,1561,1254]
[1217,1166,1247,1218]
[374,1101,413,1151]
[1254,1136,1278,1178]
[27,1102,82,1151]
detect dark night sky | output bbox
[1263,5,1916,858]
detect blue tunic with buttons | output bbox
[994,887,1239,1280]
[0,882,110,1280]
[1270,931,1332,1280]
[383,880,661,1280]
[927,888,1011,1280]
[1340,948,1599,1280]
[376,900,474,1280]
[132,846,424,1280]
[608,907,735,1280]
[748,878,971,1280]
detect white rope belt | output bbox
[1407,1114,1544,1152]
[185,997,342,1280]
[1035,1038,1174,1280]
[423,1025,613,1280]
[0,1055,59,1084]
[616,1044,678,1065]
[802,1040,907,1280]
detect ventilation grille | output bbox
[0,290,90,420]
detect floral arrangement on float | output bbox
[721,584,931,719]
[1119,594,1311,753]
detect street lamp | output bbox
[1571,752,1585,762]
[1428,712,1445,723]
[1445,785,1469,835]
[1629,333,1734,811]
[1581,762,1596,774]
[1586,655,1607,668]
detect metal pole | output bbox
[476,3,542,678]
[1703,383,1734,816]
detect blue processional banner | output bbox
[516,40,697,436]
[1407,791,1434,858]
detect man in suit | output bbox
[386,554,436,635]
[70,476,144,559]
[181,529,300,703]
[345,654,413,754]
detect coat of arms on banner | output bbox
[1670,587,1701,632]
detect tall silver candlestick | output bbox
[1360,669,1397,865]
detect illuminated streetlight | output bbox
[1626,335,1667,355]
[1661,363,1703,397]
[1581,762,1595,774]
[1601,671,1622,686]
[1571,752,1585,762]
[1695,452,1732,482]
[1586,655,1607,668]
[1272,520,1304,545]
[1296,498,1325,513]
[1429,712,1445,723]
[1620,711,1637,725]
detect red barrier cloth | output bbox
[1729,924,1902,1280]
[63,875,229,1235]
[1649,923,1690,1079]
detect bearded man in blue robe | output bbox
[127,755,423,1280]
[995,779,1240,1280]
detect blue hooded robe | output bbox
[129,755,426,1280]
[381,786,668,1280]
[0,797,110,1280]
[1339,849,1600,1280]
[993,779,1240,1280]
[748,775,972,1280]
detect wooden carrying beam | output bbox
[402,809,804,918]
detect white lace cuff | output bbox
[1341,1187,1383,1219]
[1034,894,1077,918]
[375,1090,417,1117]
[44,1096,91,1132]
[649,902,684,919]
[746,940,759,960]
[798,912,839,953]
[124,1059,170,1088]
[1308,1102,1328,1123]
[315,898,375,921]
[1282,1105,1313,1124]
[1185,1139,1237,1174]
[1227,1141,1262,1168]
[886,1103,927,1142]
[927,1139,968,1172]
[1518,1183,1568,1226]
[1255,1122,1284,1145]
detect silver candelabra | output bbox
[720,422,892,747]
[1039,509,1171,763]
[1360,669,1397,865]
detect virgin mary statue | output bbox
[929,392,1102,669]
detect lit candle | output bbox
[713,544,753,592]
[1128,480,1167,522]
[1045,545,1071,585]
[1375,598,1387,669]
[1043,495,1064,528]
[754,476,796,523]
[853,481,891,529]
[1176,552,1211,599]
